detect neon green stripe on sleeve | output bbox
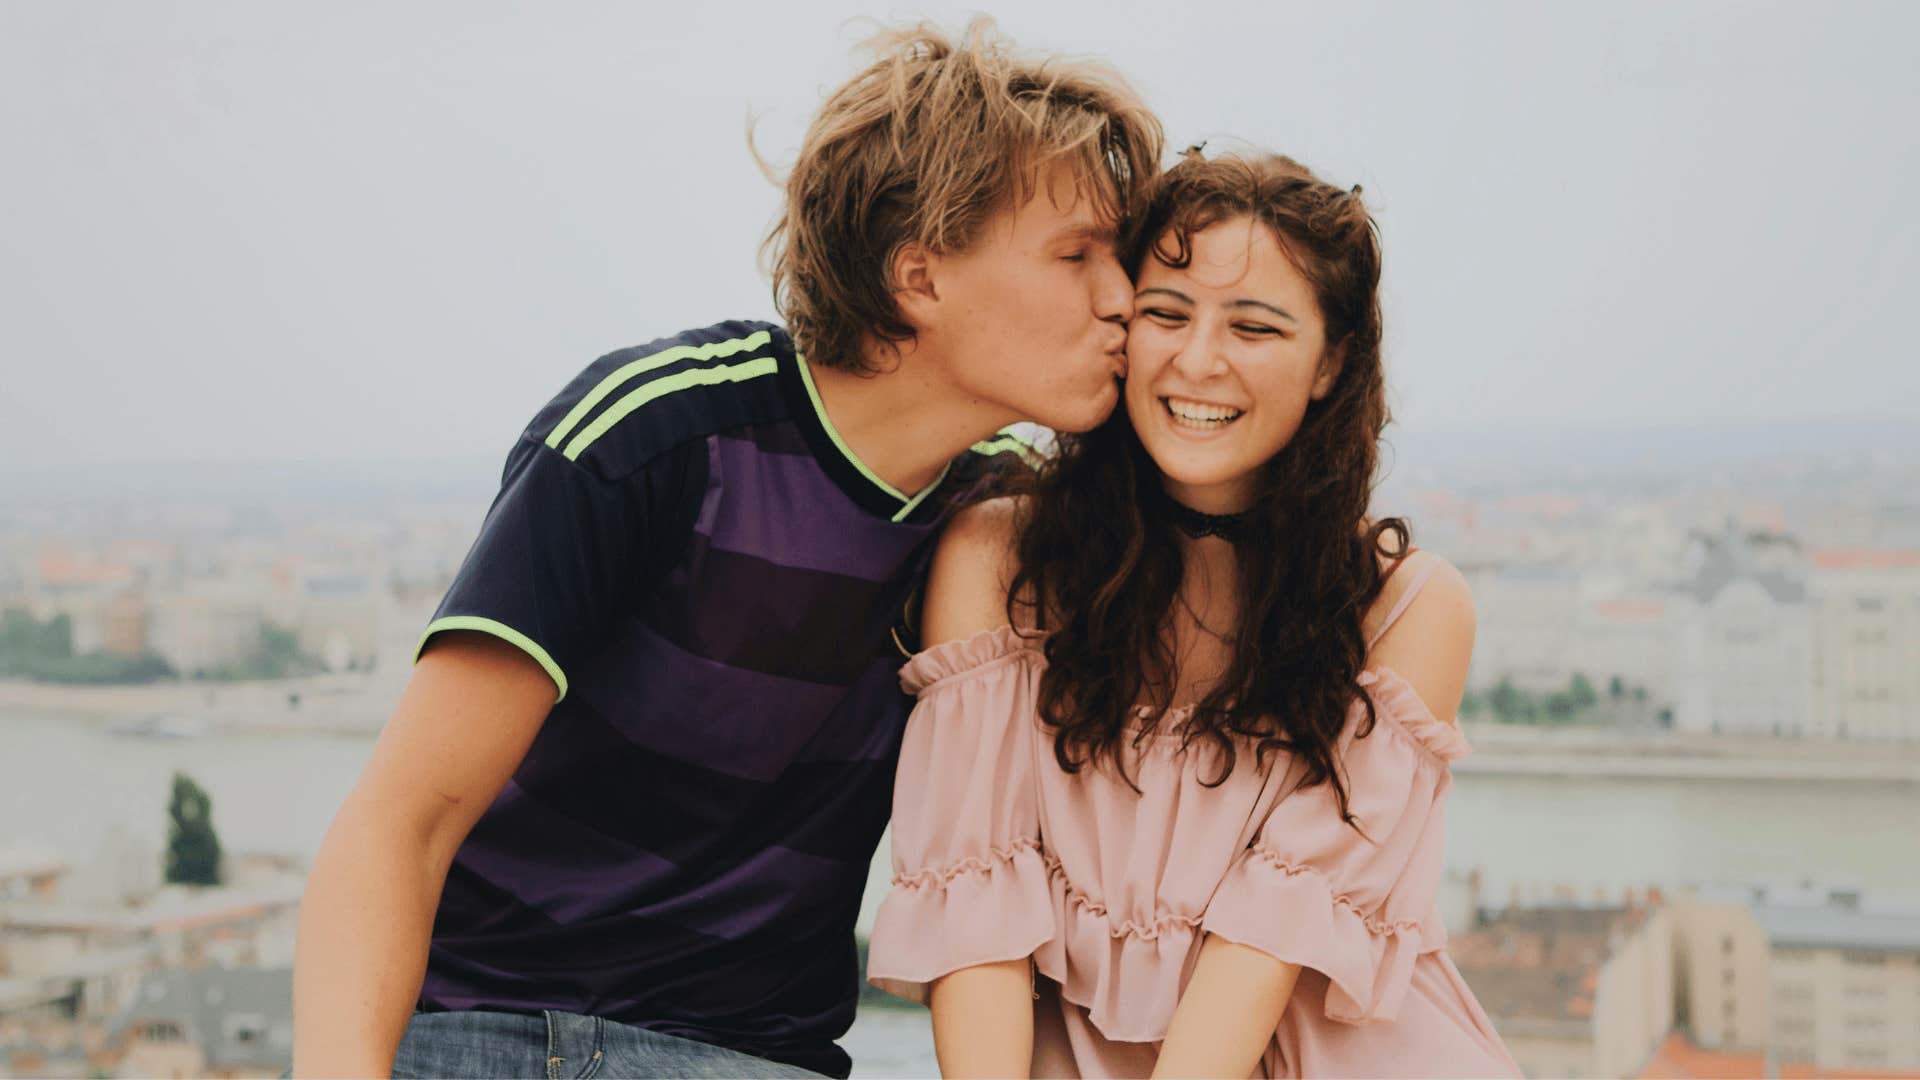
[561,356,780,461]
[415,616,569,703]
[969,436,1030,457]
[545,330,773,450]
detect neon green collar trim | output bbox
[794,352,952,522]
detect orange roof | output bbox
[1639,1031,1919,1079]
[37,551,135,587]
[1808,549,1920,570]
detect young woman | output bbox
[867,151,1522,1078]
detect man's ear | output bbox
[1310,340,1346,400]
[890,241,939,327]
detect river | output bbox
[3,706,1915,1074]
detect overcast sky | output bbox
[3,1,1915,468]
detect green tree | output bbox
[164,773,223,886]
[1608,675,1625,700]
[1569,673,1598,710]
[1488,679,1526,723]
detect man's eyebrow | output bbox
[1055,221,1119,244]
[1230,298,1297,323]
[1135,286,1192,304]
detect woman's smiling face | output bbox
[1124,216,1343,514]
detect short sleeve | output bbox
[1202,670,1469,1024]
[415,436,698,702]
[867,628,1055,1004]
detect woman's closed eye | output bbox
[1139,307,1188,325]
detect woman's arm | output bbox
[930,959,1037,1078]
[916,497,1037,1078]
[1155,555,1478,1078]
[1152,935,1302,1079]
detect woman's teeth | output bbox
[1163,397,1244,429]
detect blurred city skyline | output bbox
[5,3,1919,1076]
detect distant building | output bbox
[1452,903,1675,1078]
[103,966,292,1079]
[147,585,264,676]
[100,589,150,658]
[0,845,68,905]
[1758,889,1920,1072]
[1,880,301,975]
[1466,564,1585,692]
[1669,891,1771,1053]
[289,568,380,672]
[1637,1029,1917,1079]
[1672,520,1813,737]
[1576,595,1682,709]
[1808,549,1920,742]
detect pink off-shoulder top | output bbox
[867,563,1521,1078]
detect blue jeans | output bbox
[390,1008,830,1079]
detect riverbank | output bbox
[7,677,1917,782]
[1460,721,1920,782]
[0,673,396,735]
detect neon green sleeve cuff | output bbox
[415,616,568,703]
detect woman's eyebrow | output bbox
[1230,298,1297,323]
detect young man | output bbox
[291,21,1161,1079]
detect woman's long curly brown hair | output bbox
[1006,151,1409,827]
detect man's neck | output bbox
[805,346,1019,497]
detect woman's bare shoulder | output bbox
[922,496,1030,645]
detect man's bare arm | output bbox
[291,632,555,1077]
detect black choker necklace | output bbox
[1160,490,1252,542]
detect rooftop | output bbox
[108,966,292,1070]
[1638,1031,1918,1079]
[1451,905,1656,1027]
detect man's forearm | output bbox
[291,798,449,1078]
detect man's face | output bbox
[919,162,1132,433]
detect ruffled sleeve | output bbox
[867,626,1055,1004]
[1201,667,1469,1024]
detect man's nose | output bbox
[1092,256,1132,324]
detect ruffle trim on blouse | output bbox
[1046,852,1205,942]
[891,836,1042,890]
[1034,857,1207,1044]
[867,837,1056,1006]
[1200,839,1448,1027]
[898,624,1043,695]
[1356,667,1472,762]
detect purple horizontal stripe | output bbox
[789,660,913,763]
[701,435,936,579]
[457,781,851,939]
[572,619,848,781]
[456,781,682,925]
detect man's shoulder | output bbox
[941,423,1048,491]
[525,319,795,480]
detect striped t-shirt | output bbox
[414,320,1025,1076]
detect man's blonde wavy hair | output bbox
[762,19,1163,372]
